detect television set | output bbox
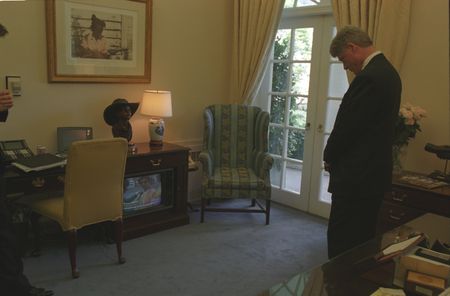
[57,127,93,155]
[123,170,174,216]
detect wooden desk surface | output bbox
[260,214,450,296]
[128,142,189,156]
[393,171,450,198]
[1,142,189,178]
[1,142,191,239]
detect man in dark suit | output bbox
[323,26,401,259]
[0,91,54,296]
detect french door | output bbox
[254,15,348,218]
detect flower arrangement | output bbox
[392,103,426,171]
[393,103,427,147]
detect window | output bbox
[284,0,325,8]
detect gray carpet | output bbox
[23,200,328,296]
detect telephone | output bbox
[424,143,450,183]
[0,139,34,163]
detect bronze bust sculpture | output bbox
[103,98,139,142]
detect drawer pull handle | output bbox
[388,214,402,221]
[150,159,162,167]
[32,177,45,188]
[388,210,405,221]
[391,192,406,202]
[392,196,404,202]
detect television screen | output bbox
[123,173,162,214]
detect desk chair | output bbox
[20,138,128,278]
[199,104,273,224]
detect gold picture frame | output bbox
[45,0,152,83]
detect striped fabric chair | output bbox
[199,104,273,224]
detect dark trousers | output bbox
[327,193,383,259]
[0,199,32,296]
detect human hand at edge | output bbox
[0,89,13,112]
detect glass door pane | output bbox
[268,24,314,207]
[317,54,348,204]
[254,14,338,214]
[308,20,349,218]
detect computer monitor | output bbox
[57,127,93,155]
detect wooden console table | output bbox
[0,142,190,240]
[123,142,190,239]
[377,172,450,234]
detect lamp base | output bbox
[148,118,165,146]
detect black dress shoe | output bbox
[28,287,54,296]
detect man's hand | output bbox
[324,162,331,172]
[0,89,13,112]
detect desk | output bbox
[1,142,190,240]
[260,213,450,296]
[377,172,450,234]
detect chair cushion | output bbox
[20,196,65,227]
[202,167,270,199]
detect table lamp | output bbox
[140,90,172,146]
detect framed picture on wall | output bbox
[45,0,152,83]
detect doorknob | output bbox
[305,122,311,131]
[317,124,323,133]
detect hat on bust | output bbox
[91,14,106,29]
[103,98,139,126]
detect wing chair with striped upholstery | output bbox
[199,104,273,224]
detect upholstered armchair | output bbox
[199,104,273,224]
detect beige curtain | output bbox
[332,0,411,72]
[231,0,285,104]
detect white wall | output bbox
[0,0,232,152]
[400,0,449,174]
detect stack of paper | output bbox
[375,234,425,262]
[394,246,450,288]
[370,287,405,296]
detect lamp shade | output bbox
[140,90,172,118]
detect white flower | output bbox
[404,116,415,125]
[395,103,426,148]
[400,108,414,119]
[399,102,426,125]
[411,106,427,120]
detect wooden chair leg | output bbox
[67,229,79,278]
[200,199,205,223]
[265,200,271,225]
[251,198,256,207]
[114,218,126,264]
[30,212,41,257]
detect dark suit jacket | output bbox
[0,111,7,122]
[0,110,33,293]
[323,54,401,196]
